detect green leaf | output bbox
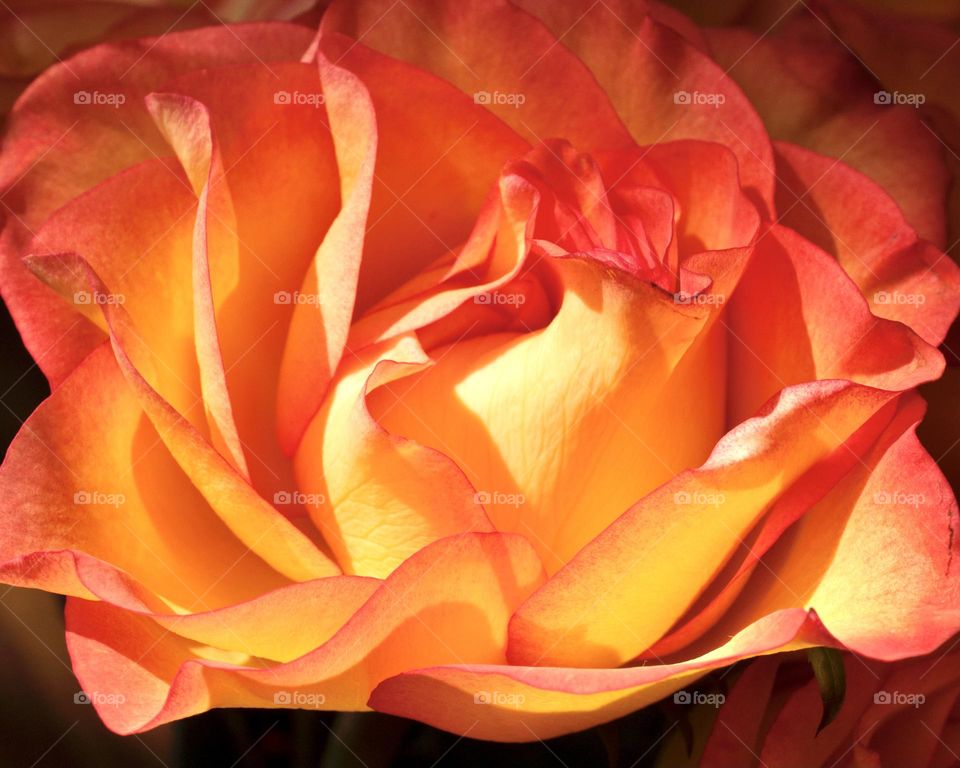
[806,647,846,733]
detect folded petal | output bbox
[371,248,746,574]
[295,334,495,578]
[727,224,945,424]
[508,381,900,667]
[774,140,960,345]
[275,46,376,454]
[0,343,294,609]
[65,532,545,733]
[369,608,833,742]
[25,252,340,582]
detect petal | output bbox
[705,23,950,247]
[513,0,777,217]
[0,24,317,387]
[507,381,901,667]
[368,609,833,742]
[295,334,495,578]
[370,248,747,574]
[64,532,545,733]
[706,394,960,663]
[25,252,340,582]
[275,44,375,454]
[0,343,292,608]
[774,140,960,346]
[726,224,945,425]
[321,0,634,151]
[140,60,343,503]
[313,34,531,312]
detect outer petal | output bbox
[705,22,950,247]
[702,394,960,663]
[368,609,833,742]
[726,224,945,424]
[138,60,342,503]
[0,343,292,609]
[321,0,634,151]
[26,252,340,582]
[0,23,317,386]
[774,141,960,345]
[64,532,545,734]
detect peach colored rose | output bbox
[1,0,958,742]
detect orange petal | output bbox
[507,381,901,667]
[141,60,343,504]
[0,343,293,609]
[368,609,833,742]
[513,0,776,217]
[25,252,340,583]
[703,394,960,663]
[321,0,633,151]
[726,224,945,424]
[295,334,495,577]
[774,140,960,345]
[65,532,545,733]
[275,45,376,454]
[706,23,950,247]
[0,23,317,386]
[370,248,746,574]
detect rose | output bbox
[660,648,960,767]
[0,0,323,119]
[0,0,958,743]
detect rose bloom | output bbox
[658,649,960,768]
[1,0,959,743]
